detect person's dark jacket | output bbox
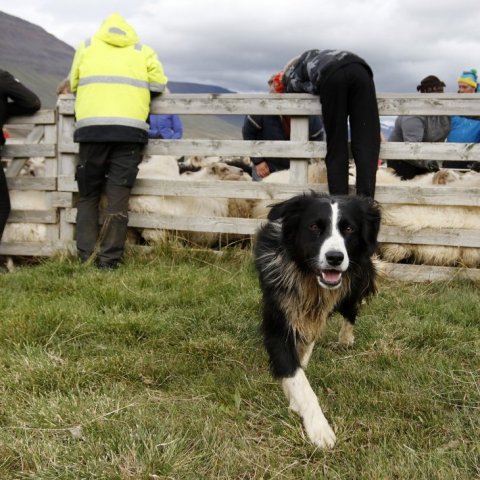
[282,49,373,94]
[242,114,324,170]
[0,70,41,145]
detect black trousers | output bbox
[75,142,143,264]
[0,155,11,242]
[320,63,380,198]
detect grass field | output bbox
[0,245,479,479]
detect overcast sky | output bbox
[3,0,480,93]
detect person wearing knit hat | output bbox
[457,69,478,93]
[417,75,446,93]
[443,69,480,168]
[387,74,450,179]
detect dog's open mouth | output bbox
[317,269,343,288]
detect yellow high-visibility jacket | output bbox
[70,13,168,143]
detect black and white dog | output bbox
[254,191,381,448]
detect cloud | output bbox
[2,0,480,92]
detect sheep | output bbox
[182,161,255,220]
[137,154,180,179]
[180,155,252,174]
[9,190,48,210]
[2,190,49,244]
[251,160,328,219]
[351,165,462,186]
[378,170,480,267]
[180,162,249,181]
[20,157,46,177]
[128,162,252,246]
[248,161,479,267]
[2,223,47,243]
[3,156,179,245]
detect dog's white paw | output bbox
[282,370,336,449]
[304,415,336,449]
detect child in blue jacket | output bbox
[148,114,183,139]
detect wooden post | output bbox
[289,116,309,185]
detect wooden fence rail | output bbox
[2,93,480,282]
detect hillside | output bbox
[0,11,74,108]
[0,11,242,139]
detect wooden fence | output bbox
[2,93,480,282]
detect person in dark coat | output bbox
[0,70,41,243]
[242,72,324,180]
[282,49,380,198]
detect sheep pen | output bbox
[2,92,480,281]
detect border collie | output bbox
[254,192,381,448]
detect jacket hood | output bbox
[94,13,139,47]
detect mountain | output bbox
[0,11,242,139]
[0,11,75,108]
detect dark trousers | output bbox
[75,142,143,265]
[0,156,11,242]
[320,63,380,198]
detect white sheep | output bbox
[21,157,46,177]
[379,170,480,267]
[183,155,251,172]
[2,190,49,243]
[2,223,47,243]
[251,161,328,219]
[129,162,252,246]
[351,165,462,186]
[137,154,180,179]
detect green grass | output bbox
[0,245,479,479]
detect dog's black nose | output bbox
[326,251,344,266]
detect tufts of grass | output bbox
[0,246,478,479]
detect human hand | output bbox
[255,161,270,178]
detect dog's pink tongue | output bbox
[321,270,342,284]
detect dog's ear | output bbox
[361,198,382,256]
[267,195,305,222]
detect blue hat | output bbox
[457,69,478,89]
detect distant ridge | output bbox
[0,11,75,107]
[168,82,234,95]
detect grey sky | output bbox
[2,0,480,93]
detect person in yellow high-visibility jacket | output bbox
[69,13,168,269]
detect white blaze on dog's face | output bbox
[287,198,351,290]
[317,202,349,289]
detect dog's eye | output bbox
[310,224,319,231]
[343,226,354,235]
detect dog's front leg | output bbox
[282,368,336,448]
[296,341,315,368]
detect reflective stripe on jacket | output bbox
[70,13,168,140]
